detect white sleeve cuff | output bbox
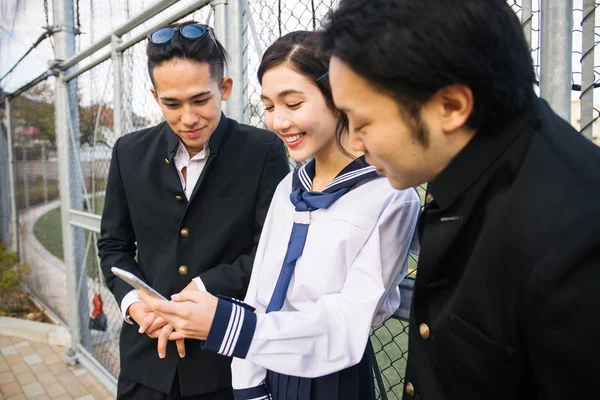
[193,276,207,291]
[121,289,141,324]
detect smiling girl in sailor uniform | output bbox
[140,31,420,400]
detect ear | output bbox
[150,87,160,106]
[436,84,473,133]
[220,77,233,101]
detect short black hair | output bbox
[147,21,228,87]
[258,31,351,158]
[321,0,535,133]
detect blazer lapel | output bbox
[187,150,215,207]
[187,114,231,204]
[415,189,480,293]
[162,123,187,201]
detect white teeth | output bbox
[284,134,304,143]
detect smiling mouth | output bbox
[282,133,305,143]
[183,127,206,137]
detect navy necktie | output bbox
[266,156,378,313]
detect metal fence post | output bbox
[5,98,19,254]
[540,0,573,122]
[521,0,533,48]
[42,143,48,203]
[213,0,230,118]
[112,34,124,140]
[53,0,81,349]
[580,0,597,141]
[228,0,246,123]
[0,108,11,247]
[22,146,29,210]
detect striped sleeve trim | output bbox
[202,297,257,358]
[233,384,271,400]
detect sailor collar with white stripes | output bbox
[294,155,377,193]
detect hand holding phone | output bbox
[111,266,167,300]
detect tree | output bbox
[11,83,56,144]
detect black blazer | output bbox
[98,114,289,396]
[403,97,600,399]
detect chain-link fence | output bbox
[1,0,599,397]
[244,0,339,128]
[5,78,71,325]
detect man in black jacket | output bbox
[98,22,288,399]
[323,0,600,399]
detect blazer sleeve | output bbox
[197,139,289,300]
[524,217,600,399]
[97,137,143,306]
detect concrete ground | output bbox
[0,334,115,400]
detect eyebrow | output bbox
[160,91,212,102]
[260,89,305,101]
[336,106,353,115]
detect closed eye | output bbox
[354,125,366,134]
[287,102,303,110]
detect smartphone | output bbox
[111,266,167,301]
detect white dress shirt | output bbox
[230,172,421,388]
[120,141,209,322]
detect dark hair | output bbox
[257,31,352,158]
[321,0,535,137]
[147,21,228,87]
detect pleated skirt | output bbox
[265,344,375,400]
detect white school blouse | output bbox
[231,172,421,389]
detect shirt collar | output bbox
[173,141,209,167]
[428,95,538,210]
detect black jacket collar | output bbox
[428,95,539,210]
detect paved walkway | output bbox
[0,334,115,400]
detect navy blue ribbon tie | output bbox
[265,156,378,313]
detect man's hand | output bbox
[157,323,186,359]
[139,290,218,341]
[129,301,186,358]
[127,301,168,335]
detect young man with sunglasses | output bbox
[98,22,289,400]
[323,0,600,399]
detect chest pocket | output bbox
[206,193,254,208]
[435,313,519,398]
[328,211,373,231]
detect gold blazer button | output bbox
[419,323,430,339]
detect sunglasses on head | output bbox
[147,24,212,45]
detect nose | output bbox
[180,105,199,126]
[271,109,292,133]
[349,129,367,153]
